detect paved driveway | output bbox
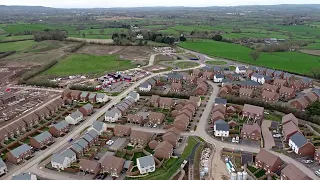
[261,120,275,149]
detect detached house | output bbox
[251,73,265,84]
[282,113,299,126]
[300,77,313,88]
[265,69,275,77]
[290,97,309,110]
[192,69,201,77]
[150,95,160,107]
[79,103,94,116]
[189,96,201,107]
[241,123,261,141]
[171,82,182,92]
[65,111,83,125]
[105,109,121,123]
[89,121,107,135]
[137,155,155,174]
[114,125,131,137]
[279,86,296,100]
[173,114,190,131]
[194,82,208,95]
[282,121,300,142]
[262,83,279,92]
[139,82,151,92]
[80,92,90,102]
[281,163,312,180]
[261,90,279,102]
[273,70,284,78]
[255,149,282,173]
[128,91,140,102]
[79,159,101,175]
[101,156,125,177]
[88,93,97,103]
[130,130,153,147]
[127,114,144,124]
[159,97,174,109]
[30,131,53,149]
[283,73,295,82]
[202,71,214,80]
[273,78,287,87]
[70,90,81,100]
[235,66,246,74]
[167,73,183,83]
[7,144,32,164]
[289,132,315,156]
[241,104,264,122]
[239,88,253,98]
[12,173,37,180]
[154,141,174,159]
[214,120,229,137]
[96,93,108,103]
[211,111,225,123]
[213,74,224,83]
[51,149,76,170]
[148,112,165,125]
[49,120,69,137]
[186,75,197,84]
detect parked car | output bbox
[315,170,320,177]
[273,134,281,138]
[302,160,313,164]
[153,124,158,128]
[69,138,73,142]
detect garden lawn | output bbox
[42,54,135,76]
[206,60,227,65]
[180,40,320,75]
[0,40,36,52]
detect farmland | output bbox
[0,40,37,52]
[0,35,33,41]
[180,40,320,75]
[42,54,136,77]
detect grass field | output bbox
[0,40,37,52]
[68,34,111,39]
[173,61,199,69]
[42,54,135,76]
[0,23,75,33]
[180,40,320,75]
[0,35,33,41]
[302,43,320,50]
[206,60,227,65]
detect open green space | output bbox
[302,43,320,50]
[173,61,199,69]
[206,60,227,65]
[0,35,33,41]
[0,40,36,52]
[0,23,75,33]
[179,40,320,75]
[264,113,282,122]
[68,34,111,39]
[42,54,135,77]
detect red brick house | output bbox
[7,144,33,164]
[194,82,208,95]
[79,103,94,116]
[171,82,182,92]
[202,71,214,80]
[79,159,101,175]
[192,69,201,77]
[154,141,173,159]
[30,131,53,149]
[281,163,312,180]
[239,88,253,98]
[279,86,296,100]
[212,104,226,114]
[304,92,319,104]
[241,104,264,122]
[255,149,282,173]
[186,75,197,84]
[130,130,153,146]
[127,114,144,124]
[173,114,189,131]
[114,125,131,137]
[159,97,174,110]
[150,95,160,107]
[315,148,320,164]
[282,113,299,126]
[273,78,287,87]
[261,90,279,102]
[148,112,165,125]
[49,120,69,137]
[289,132,315,156]
[211,111,225,123]
[240,123,261,141]
[289,80,303,91]
[282,121,300,142]
[262,83,279,92]
[70,90,81,100]
[290,97,309,110]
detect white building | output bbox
[214,74,224,83]
[136,34,144,40]
[139,83,152,92]
[65,111,83,125]
[0,158,7,176]
[214,120,229,137]
[104,109,121,122]
[137,155,155,174]
[288,132,314,155]
[251,73,265,84]
[12,172,37,180]
[96,93,109,103]
[235,66,246,74]
[88,121,107,135]
[51,149,77,170]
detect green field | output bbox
[180,40,320,75]
[172,61,199,69]
[206,60,227,65]
[303,43,320,50]
[42,54,135,76]
[0,23,75,33]
[68,34,112,39]
[0,40,37,52]
[0,35,33,41]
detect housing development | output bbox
[0,2,320,180]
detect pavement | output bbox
[261,120,275,149]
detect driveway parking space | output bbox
[261,120,275,149]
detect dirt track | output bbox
[300,49,320,56]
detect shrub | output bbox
[20,60,58,81]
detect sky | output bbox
[1,0,320,8]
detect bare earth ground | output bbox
[78,45,156,61]
[66,37,113,44]
[299,49,320,56]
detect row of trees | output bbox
[33,30,67,42]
